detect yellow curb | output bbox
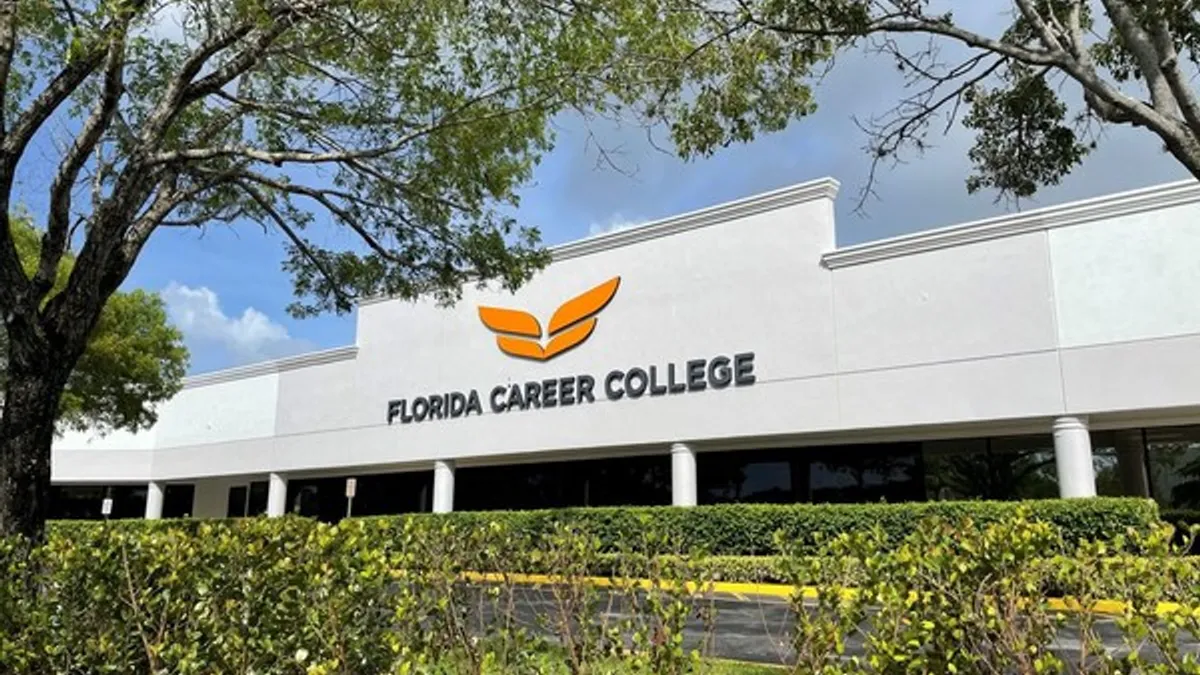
[1045,596,1183,616]
[462,572,1184,617]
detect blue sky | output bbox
[14,18,1192,375]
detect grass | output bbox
[703,658,788,674]
[526,658,786,674]
[446,648,786,674]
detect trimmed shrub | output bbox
[374,497,1159,556]
[6,516,721,674]
[9,504,1197,674]
[1162,509,1200,554]
[775,511,1200,674]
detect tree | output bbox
[641,0,1200,203]
[1,217,187,435]
[0,0,824,539]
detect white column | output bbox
[1053,416,1097,498]
[144,481,164,520]
[1114,429,1151,498]
[267,472,288,517]
[671,443,697,507]
[432,460,455,513]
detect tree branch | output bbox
[1099,0,1180,118]
[234,171,415,264]
[123,168,244,249]
[133,19,262,149]
[0,0,21,310]
[854,51,1006,211]
[1142,0,1200,136]
[237,181,356,310]
[1064,0,1088,58]
[146,140,409,166]
[36,23,130,302]
[0,0,149,170]
[0,0,18,137]
[159,206,247,228]
[177,12,301,107]
[750,10,1066,67]
[1011,0,1066,53]
[867,17,1064,66]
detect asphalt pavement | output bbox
[473,585,1200,669]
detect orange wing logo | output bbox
[478,277,621,361]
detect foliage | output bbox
[1163,509,1200,554]
[528,523,622,674]
[2,217,186,433]
[609,518,719,675]
[1055,524,1200,674]
[4,515,726,675]
[0,0,826,326]
[387,497,1159,556]
[640,0,1200,204]
[11,509,1200,674]
[776,511,1200,675]
[0,0,823,540]
[1163,509,1200,527]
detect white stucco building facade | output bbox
[49,178,1200,520]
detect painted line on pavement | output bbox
[462,571,1185,617]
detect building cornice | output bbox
[357,177,839,307]
[182,345,358,388]
[550,177,840,261]
[822,179,1200,269]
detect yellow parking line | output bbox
[461,571,1184,617]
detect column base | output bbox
[1053,416,1097,499]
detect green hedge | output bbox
[368,497,1159,556]
[1162,509,1200,554]
[1162,509,1200,528]
[47,498,1160,557]
[15,507,1200,674]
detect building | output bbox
[50,178,1200,520]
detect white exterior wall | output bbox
[153,372,280,449]
[193,477,238,518]
[830,231,1064,428]
[50,178,1200,490]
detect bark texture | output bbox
[0,322,75,540]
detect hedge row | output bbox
[16,506,1199,674]
[369,497,1160,556]
[49,497,1160,557]
[1162,509,1200,554]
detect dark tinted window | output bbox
[700,443,922,505]
[163,484,195,518]
[1089,429,1145,498]
[48,485,147,520]
[226,485,248,518]
[287,471,433,522]
[352,471,433,516]
[989,435,1058,499]
[248,481,269,516]
[700,451,799,503]
[922,438,991,500]
[109,485,147,519]
[456,455,669,511]
[1146,425,1200,509]
[923,436,1056,500]
[48,485,107,520]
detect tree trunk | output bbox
[0,336,72,541]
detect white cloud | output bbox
[162,282,314,369]
[587,213,647,237]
